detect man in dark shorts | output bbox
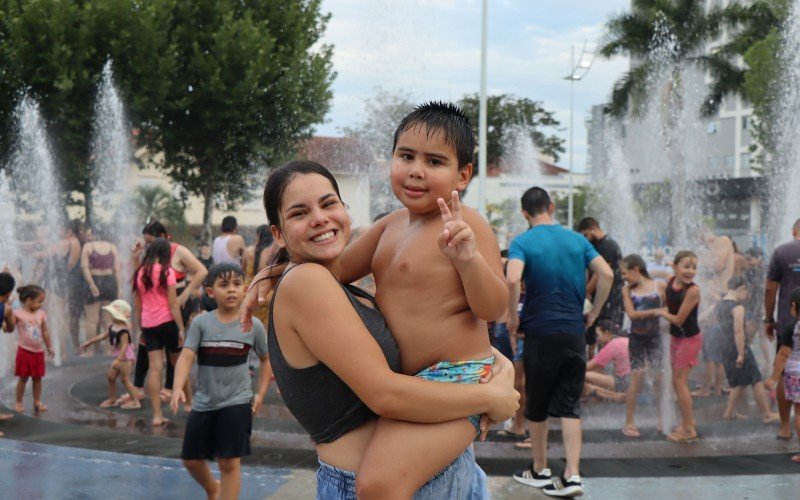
[578,217,623,360]
[765,219,800,439]
[507,187,613,498]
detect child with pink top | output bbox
[82,299,140,409]
[12,285,54,413]
[583,320,630,403]
[133,238,191,425]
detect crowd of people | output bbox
[1,100,800,499]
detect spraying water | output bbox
[91,61,138,288]
[5,95,66,367]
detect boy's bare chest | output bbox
[372,224,455,285]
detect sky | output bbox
[316,0,632,173]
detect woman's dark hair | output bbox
[253,224,273,272]
[621,254,650,280]
[595,319,620,336]
[18,284,45,303]
[142,220,168,238]
[263,160,342,266]
[132,238,171,294]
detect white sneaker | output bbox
[512,464,553,488]
[543,474,584,497]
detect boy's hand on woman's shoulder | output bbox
[437,191,476,264]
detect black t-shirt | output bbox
[779,322,796,349]
[592,235,624,322]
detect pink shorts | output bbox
[784,373,800,403]
[670,333,703,370]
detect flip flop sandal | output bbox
[791,455,800,464]
[496,429,528,440]
[120,401,142,410]
[776,434,792,441]
[514,438,532,450]
[667,431,698,443]
[622,427,641,438]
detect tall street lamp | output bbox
[564,42,595,229]
[477,0,488,219]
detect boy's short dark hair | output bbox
[221,216,238,233]
[577,217,600,232]
[520,187,551,216]
[0,273,15,295]
[790,287,800,312]
[392,101,475,170]
[204,263,244,288]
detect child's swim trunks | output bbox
[415,357,494,433]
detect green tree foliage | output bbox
[141,0,334,241]
[0,0,171,220]
[341,88,415,161]
[742,0,791,168]
[134,184,186,233]
[599,0,779,119]
[458,94,564,166]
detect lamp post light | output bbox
[564,42,595,229]
[477,0,488,219]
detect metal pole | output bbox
[478,0,488,219]
[568,45,575,229]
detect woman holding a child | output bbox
[241,158,517,499]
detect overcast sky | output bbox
[316,0,631,173]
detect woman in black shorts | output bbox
[81,227,121,354]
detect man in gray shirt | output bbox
[765,219,800,440]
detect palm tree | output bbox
[134,185,186,232]
[599,0,780,243]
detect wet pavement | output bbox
[1,357,800,497]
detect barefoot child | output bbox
[81,299,141,410]
[657,250,702,443]
[171,263,270,500]
[245,102,509,497]
[12,285,54,413]
[583,320,630,403]
[620,254,665,438]
[766,287,800,463]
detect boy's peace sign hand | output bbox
[437,191,476,263]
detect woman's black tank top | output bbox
[267,264,401,444]
[665,277,700,338]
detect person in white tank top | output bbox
[212,216,245,266]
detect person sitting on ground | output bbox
[171,263,270,500]
[718,277,778,423]
[766,287,800,460]
[81,299,141,410]
[583,320,630,403]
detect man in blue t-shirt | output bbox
[506,187,613,498]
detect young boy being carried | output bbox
[245,102,509,498]
[172,263,269,500]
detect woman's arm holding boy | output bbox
[438,192,507,321]
[281,265,519,424]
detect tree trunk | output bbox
[201,182,214,247]
[660,67,687,246]
[84,184,94,227]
